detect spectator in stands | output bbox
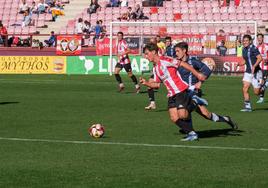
[45,0,55,7]
[37,0,49,14]
[131,4,148,20]
[100,25,107,39]
[156,0,164,6]
[88,0,101,14]
[217,40,227,56]
[75,18,84,34]
[0,23,7,46]
[44,31,56,47]
[83,20,93,34]
[30,1,38,14]
[93,20,101,45]
[106,0,119,7]
[22,10,32,27]
[19,0,29,14]
[119,0,128,7]
[118,7,132,21]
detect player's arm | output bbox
[119,47,131,56]
[180,61,206,81]
[252,47,263,73]
[139,77,160,89]
[193,60,211,79]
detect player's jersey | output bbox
[178,56,212,88]
[117,39,130,64]
[242,44,261,74]
[153,56,189,97]
[257,43,268,70]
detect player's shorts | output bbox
[168,91,191,110]
[242,70,263,89]
[115,63,132,72]
[262,70,268,80]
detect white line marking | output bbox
[0,137,268,152]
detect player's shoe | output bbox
[240,108,252,112]
[135,84,140,94]
[256,97,264,104]
[181,131,198,141]
[226,116,238,130]
[118,83,125,92]
[192,95,208,106]
[145,102,156,110]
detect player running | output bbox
[144,37,165,110]
[140,43,206,141]
[238,35,263,112]
[114,31,140,93]
[175,42,238,131]
[256,33,268,103]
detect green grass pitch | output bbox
[0,75,268,188]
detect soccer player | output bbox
[140,43,206,141]
[114,32,140,93]
[164,36,176,58]
[256,33,268,103]
[238,35,263,112]
[144,37,164,110]
[175,42,237,130]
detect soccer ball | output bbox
[88,124,105,138]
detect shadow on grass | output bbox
[0,102,20,105]
[174,129,244,138]
[197,128,244,138]
[253,107,268,111]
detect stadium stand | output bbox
[0,0,268,44]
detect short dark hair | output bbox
[165,36,171,41]
[174,42,188,53]
[257,33,264,38]
[78,18,83,22]
[143,43,159,54]
[117,31,124,36]
[243,34,252,41]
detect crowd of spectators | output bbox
[75,18,107,46]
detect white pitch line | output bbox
[0,137,268,152]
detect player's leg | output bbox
[257,70,268,103]
[168,92,198,141]
[196,105,238,130]
[252,70,262,102]
[114,63,124,92]
[145,77,156,110]
[241,73,253,111]
[125,64,140,93]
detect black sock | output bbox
[259,89,265,98]
[210,113,228,123]
[115,74,122,84]
[175,119,194,134]
[130,75,138,85]
[148,88,155,102]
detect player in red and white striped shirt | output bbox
[257,33,268,103]
[140,43,206,141]
[144,37,165,110]
[114,32,140,93]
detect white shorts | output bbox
[242,71,263,89]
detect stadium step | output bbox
[35,0,89,40]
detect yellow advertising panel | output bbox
[0,56,66,74]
